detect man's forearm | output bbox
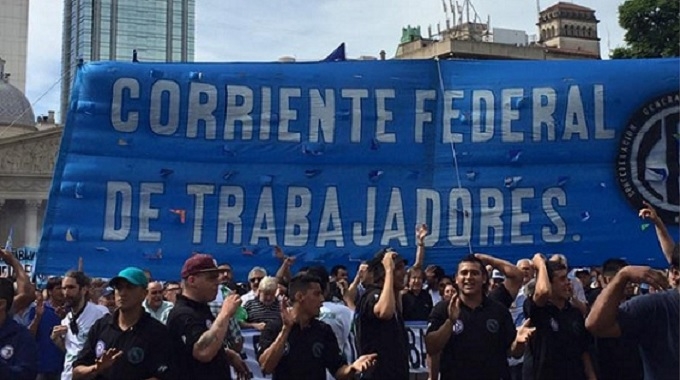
[72,364,100,380]
[259,327,291,374]
[654,223,676,264]
[193,315,230,362]
[532,258,551,305]
[585,273,628,337]
[373,271,396,319]
[425,319,453,355]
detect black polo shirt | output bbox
[402,290,433,321]
[72,310,175,380]
[258,318,346,380]
[522,297,589,380]
[427,296,515,380]
[356,285,409,380]
[166,295,231,380]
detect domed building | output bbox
[0,57,61,250]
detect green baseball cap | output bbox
[109,267,148,288]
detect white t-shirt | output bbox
[241,290,256,304]
[61,302,109,380]
[319,301,354,360]
[429,288,442,305]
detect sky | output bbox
[25,0,627,121]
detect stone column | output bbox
[24,200,42,247]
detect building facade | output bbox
[395,1,600,61]
[0,0,29,93]
[60,0,196,124]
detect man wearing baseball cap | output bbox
[72,267,176,379]
[166,254,249,380]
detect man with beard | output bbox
[167,254,249,380]
[356,249,409,379]
[425,254,529,380]
[258,273,377,379]
[50,271,109,380]
[72,267,175,379]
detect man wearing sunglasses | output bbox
[167,254,250,379]
[241,267,267,304]
[50,271,108,380]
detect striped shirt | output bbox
[244,298,280,323]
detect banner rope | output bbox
[435,58,474,256]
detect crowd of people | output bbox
[0,204,678,380]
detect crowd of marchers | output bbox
[0,202,677,380]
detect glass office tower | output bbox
[60,0,195,123]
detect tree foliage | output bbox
[611,0,679,58]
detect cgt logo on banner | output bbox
[235,322,428,379]
[37,59,680,279]
[0,247,38,279]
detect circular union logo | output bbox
[616,93,679,224]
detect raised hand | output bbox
[280,299,295,328]
[621,266,669,290]
[351,353,378,373]
[35,295,45,317]
[95,348,123,372]
[50,325,68,342]
[416,224,428,245]
[639,201,661,223]
[516,319,536,344]
[381,251,396,272]
[221,294,242,318]
[448,292,461,322]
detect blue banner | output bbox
[38,59,679,280]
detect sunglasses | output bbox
[249,277,264,283]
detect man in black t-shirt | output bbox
[402,266,433,321]
[425,254,529,380]
[72,267,175,380]
[356,248,410,380]
[258,273,376,380]
[522,254,596,380]
[166,254,248,380]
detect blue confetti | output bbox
[160,168,174,178]
[580,211,590,222]
[466,171,477,181]
[371,138,380,150]
[223,171,238,181]
[149,69,164,79]
[95,247,109,252]
[75,182,85,199]
[189,71,203,80]
[302,143,325,156]
[260,175,273,185]
[66,228,78,242]
[369,170,384,182]
[305,169,322,178]
[509,150,522,162]
[504,176,522,188]
[223,144,236,156]
[557,176,570,187]
[646,167,668,182]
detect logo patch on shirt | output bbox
[452,319,464,335]
[127,346,145,364]
[0,345,14,360]
[550,317,559,332]
[486,319,499,333]
[95,340,106,358]
[206,319,213,329]
[312,342,324,358]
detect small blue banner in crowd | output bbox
[37,59,679,280]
